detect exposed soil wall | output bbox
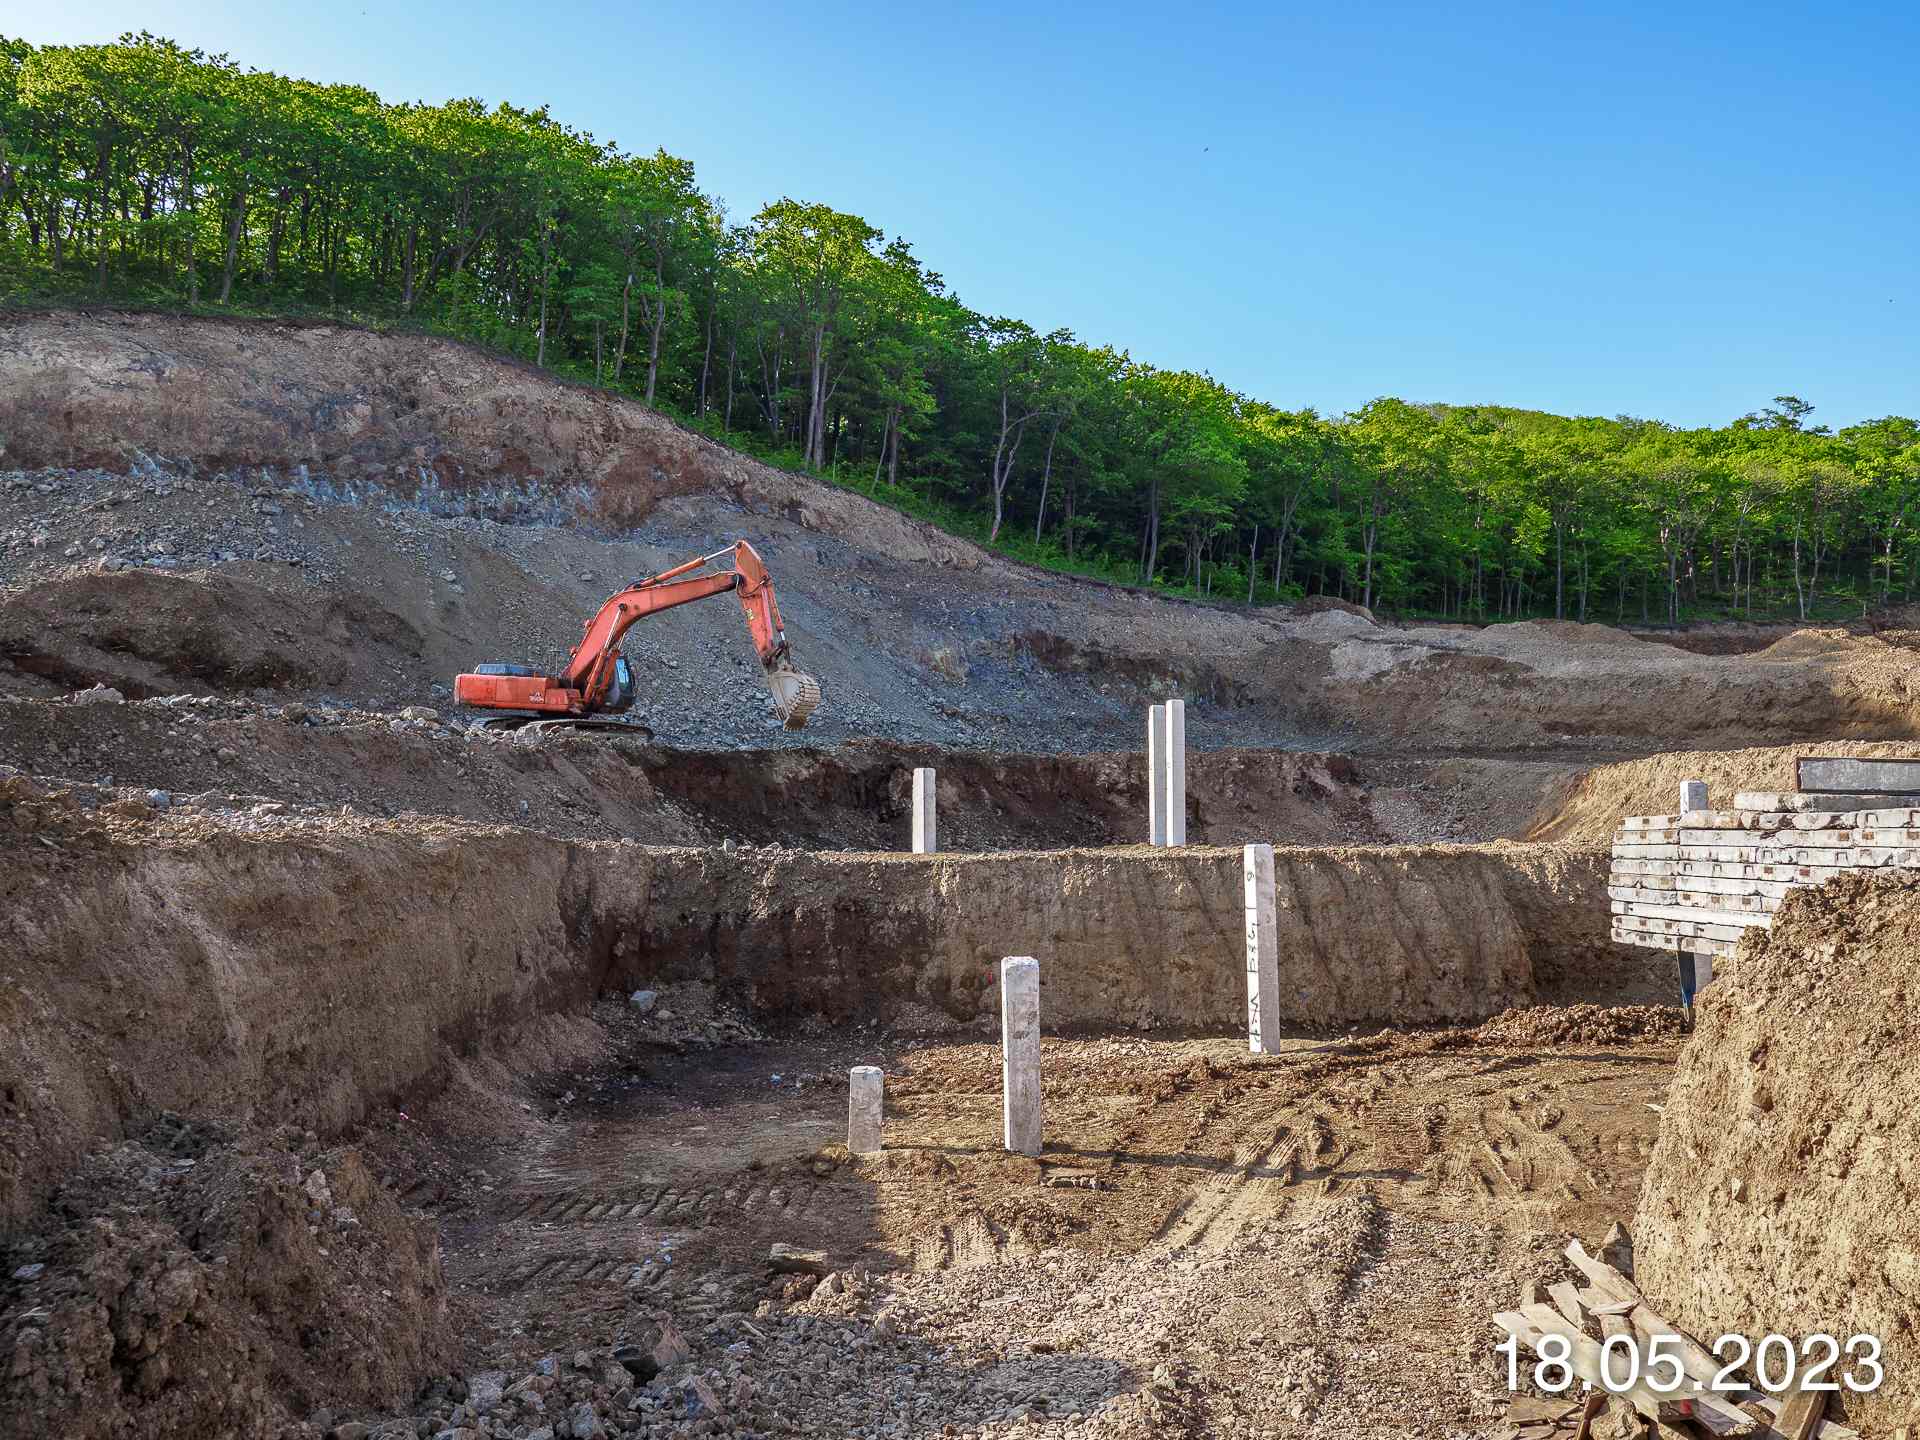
[0,778,1618,1227]
[1633,871,1920,1431]
[0,694,1390,847]
[604,844,1537,1033]
[0,778,591,1226]
[1481,843,1674,1006]
[0,309,982,566]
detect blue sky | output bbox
[13,2,1918,428]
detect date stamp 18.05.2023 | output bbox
[1499,1330,1884,1397]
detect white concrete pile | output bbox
[1610,790,1920,959]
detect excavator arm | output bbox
[453,540,822,729]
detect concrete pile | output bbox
[1609,790,1920,960]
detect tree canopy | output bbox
[4,34,1916,622]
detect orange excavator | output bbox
[454,539,822,733]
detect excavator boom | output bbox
[453,540,822,730]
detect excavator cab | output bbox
[607,657,636,712]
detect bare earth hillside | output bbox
[5,310,1920,759]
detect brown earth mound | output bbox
[1526,738,1920,844]
[0,1120,448,1440]
[1465,1002,1686,1047]
[0,693,1392,847]
[1634,871,1920,1431]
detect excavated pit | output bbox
[0,767,1664,1439]
[0,777,1632,1224]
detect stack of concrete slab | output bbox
[1610,755,1920,960]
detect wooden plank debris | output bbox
[1570,1390,1605,1440]
[1547,1279,1596,1336]
[1501,1235,1865,1440]
[1773,1387,1829,1440]
[1752,1394,1860,1440]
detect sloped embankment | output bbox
[1526,738,1920,845]
[0,307,980,562]
[1634,871,1920,1432]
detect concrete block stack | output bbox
[1610,788,1920,960]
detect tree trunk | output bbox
[1141,479,1162,584]
[1247,525,1260,604]
[535,220,553,367]
[614,274,632,381]
[805,324,828,467]
[645,292,666,406]
[94,138,112,292]
[987,390,1029,544]
[1033,419,1061,543]
[179,145,199,305]
[1555,523,1565,620]
[217,182,248,303]
[697,301,714,415]
[266,197,286,285]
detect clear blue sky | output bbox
[13,1,1918,428]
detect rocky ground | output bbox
[3,977,1683,1440]
[6,313,1920,758]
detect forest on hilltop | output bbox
[2,34,1917,623]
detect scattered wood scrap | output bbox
[1492,1225,1861,1440]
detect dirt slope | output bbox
[1526,737,1920,843]
[1634,871,1920,1431]
[0,693,1395,849]
[7,310,1920,755]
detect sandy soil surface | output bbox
[332,1000,1684,1439]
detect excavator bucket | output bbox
[767,667,823,730]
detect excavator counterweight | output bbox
[453,540,822,732]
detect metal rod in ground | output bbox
[1147,704,1168,846]
[1244,842,1280,1053]
[1677,776,1711,1019]
[1165,697,1187,846]
[912,767,936,854]
[1000,956,1042,1155]
[847,1066,884,1153]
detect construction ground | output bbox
[3,310,1919,1439]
